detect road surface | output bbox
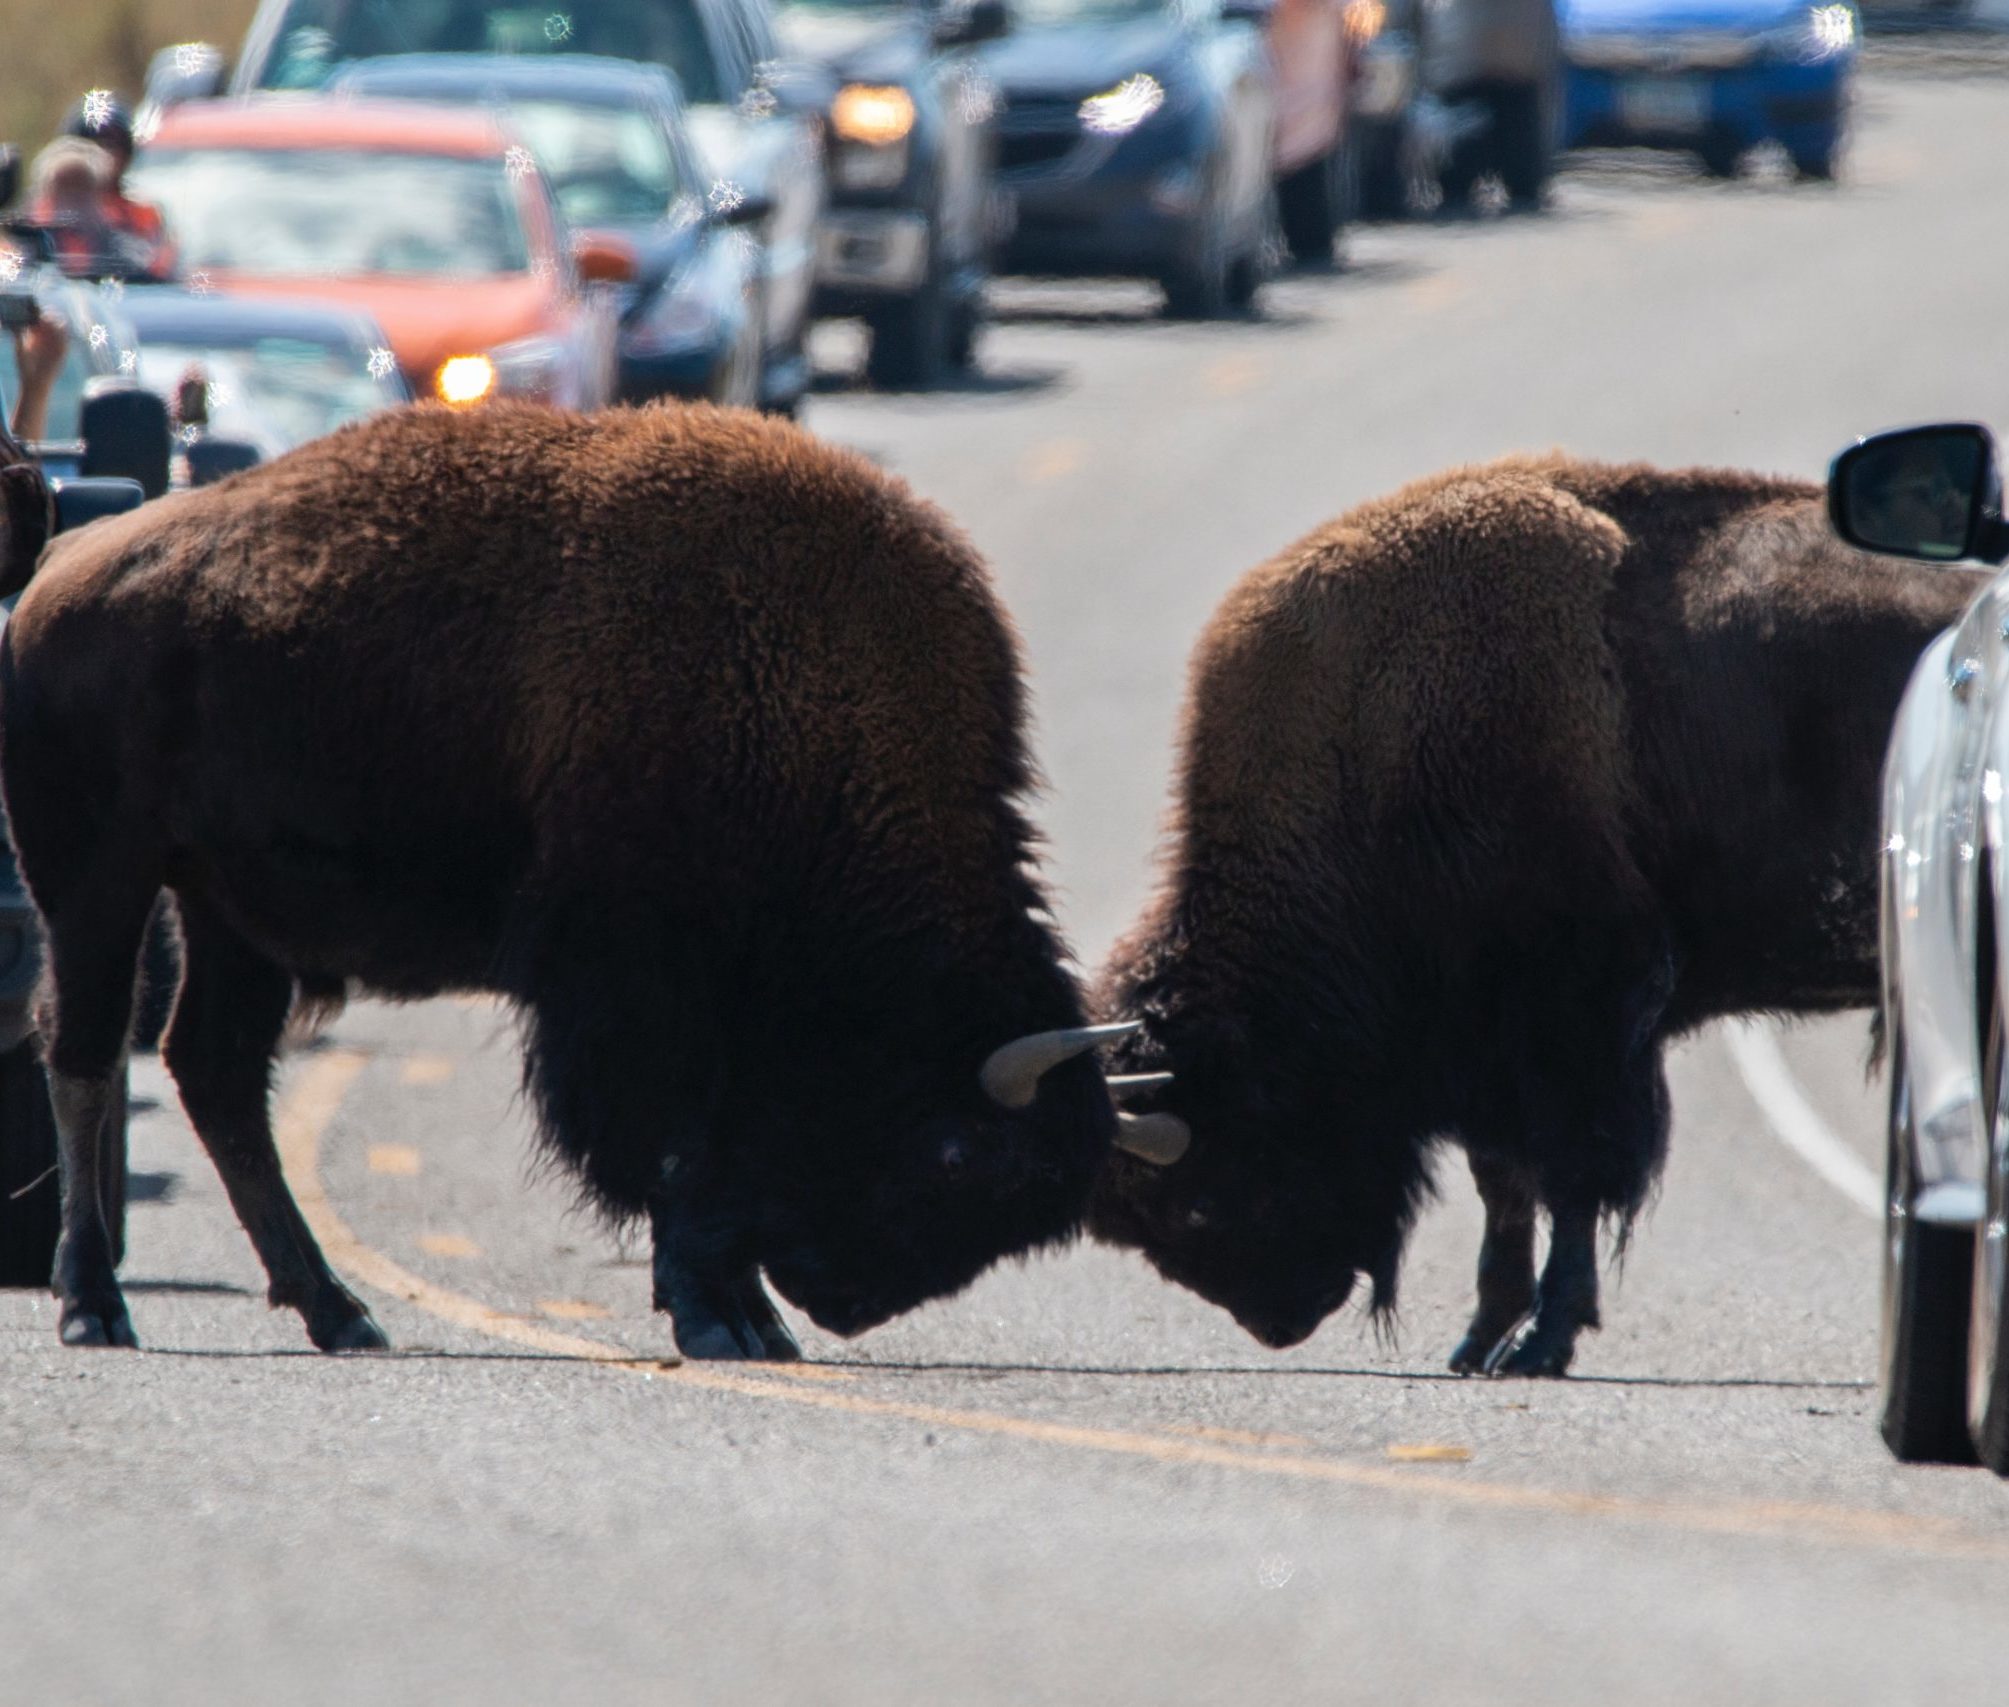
[7,65,2009,1707]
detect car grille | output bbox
[1567,32,1759,71]
[997,94,1087,176]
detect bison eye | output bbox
[939,1140,969,1181]
[1185,1204,1210,1230]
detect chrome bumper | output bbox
[816,210,930,295]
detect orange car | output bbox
[132,99,631,410]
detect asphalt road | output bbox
[9,68,2009,1707]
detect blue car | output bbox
[333,56,771,407]
[1560,0,1858,179]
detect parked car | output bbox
[1347,0,1426,218]
[1827,421,2009,1475]
[772,0,1009,387]
[1266,0,1358,263]
[150,0,829,413]
[120,289,412,467]
[1423,0,1563,208]
[332,56,771,407]
[981,0,1277,318]
[129,100,627,411]
[1560,0,1857,180]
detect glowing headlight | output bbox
[435,354,498,406]
[1808,3,1855,55]
[832,84,917,146]
[1344,0,1386,43]
[1078,74,1165,137]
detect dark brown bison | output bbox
[1091,455,1982,1376]
[0,401,1181,1359]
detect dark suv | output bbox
[772,0,1009,387]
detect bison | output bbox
[0,401,1183,1359]
[1091,454,1982,1375]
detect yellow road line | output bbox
[417,1233,481,1259]
[400,1055,457,1087]
[367,1144,422,1177]
[273,1048,2009,1562]
[1021,439,1086,484]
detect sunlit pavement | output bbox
[6,66,2009,1707]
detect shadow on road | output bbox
[832,1358,1871,1391]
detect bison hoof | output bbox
[673,1316,763,1361]
[1484,1324,1578,1379]
[59,1302,139,1349]
[316,1312,391,1354]
[1448,1328,1512,1376]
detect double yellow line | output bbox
[274,1048,2005,1562]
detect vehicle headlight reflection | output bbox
[1078,74,1166,137]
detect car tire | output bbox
[1356,120,1409,221]
[1161,195,1231,319]
[1790,141,1839,183]
[1278,140,1347,265]
[1492,82,1556,209]
[1969,1011,2009,1472]
[1699,138,1743,179]
[0,1038,61,1289]
[866,254,952,392]
[1880,1025,1979,1464]
[946,289,984,373]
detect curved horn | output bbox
[981,1020,1142,1110]
[1106,1072,1173,1101]
[1114,1111,1191,1165]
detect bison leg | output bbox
[40,872,157,1348]
[1448,1152,1538,1375]
[162,898,386,1352]
[1487,1198,1601,1378]
[648,1186,799,1362]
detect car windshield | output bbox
[128,148,532,279]
[505,101,682,226]
[251,0,727,105]
[134,336,405,457]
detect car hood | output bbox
[1562,0,1809,32]
[198,272,559,389]
[980,20,1187,98]
[773,10,927,81]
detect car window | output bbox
[130,148,534,279]
[1008,0,1174,20]
[251,0,730,105]
[505,101,685,226]
[134,335,404,456]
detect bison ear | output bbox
[0,460,53,600]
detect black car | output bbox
[772,0,1009,387]
[981,0,1276,318]
[149,0,831,413]
[334,56,770,407]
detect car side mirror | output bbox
[142,42,228,118]
[934,0,1010,47]
[186,437,261,487]
[572,232,638,285]
[80,387,172,502]
[1828,423,2007,566]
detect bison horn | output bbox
[1114,1111,1192,1166]
[981,1020,1143,1110]
[1106,1072,1173,1100]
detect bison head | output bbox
[1087,1014,1432,1350]
[754,1023,1187,1338]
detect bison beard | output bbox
[1092,456,1983,1376]
[0,400,1129,1359]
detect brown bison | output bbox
[0,401,1182,1359]
[1091,455,1982,1375]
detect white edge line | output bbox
[1722,1019,1882,1220]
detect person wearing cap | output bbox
[61,93,175,280]
[26,137,119,278]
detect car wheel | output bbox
[1879,1023,1979,1464]
[1970,1010,2009,1472]
[1278,140,1346,265]
[1492,82,1556,209]
[1790,140,1840,182]
[1356,120,1410,221]
[866,255,952,392]
[0,1038,60,1288]
[1161,197,1231,319]
[946,288,984,373]
[1699,138,1743,179]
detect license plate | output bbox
[1618,76,1709,134]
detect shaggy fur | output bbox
[2,400,1112,1357]
[1091,455,1982,1374]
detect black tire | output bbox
[1161,192,1233,319]
[1492,83,1556,209]
[1699,138,1743,179]
[0,1039,60,1288]
[945,287,984,373]
[1278,142,1344,264]
[1969,1012,2009,1472]
[1790,145,1838,183]
[865,259,952,391]
[1879,1027,1979,1464]
[1356,121,1409,221]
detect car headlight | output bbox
[1078,74,1166,137]
[435,354,497,407]
[1762,2,1856,62]
[832,85,916,147]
